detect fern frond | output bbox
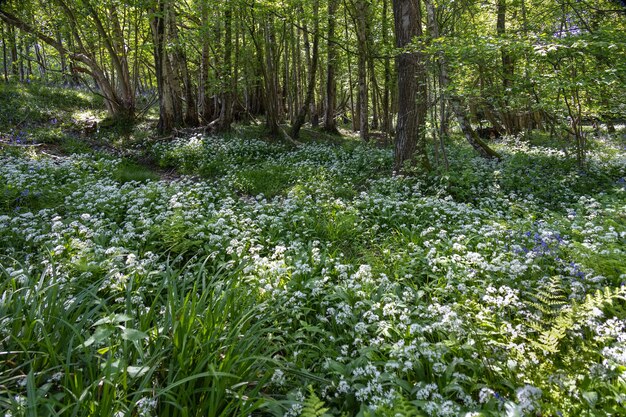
[526,279,625,355]
[301,386,330,417]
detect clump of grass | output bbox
[0,259,278,417]
[234,164,294,198]
[113,159,159,184]
[59,137,92,154]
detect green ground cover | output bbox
[0,84,625,417]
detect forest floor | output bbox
[1,83,626,417]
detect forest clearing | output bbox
[1,0,626,416]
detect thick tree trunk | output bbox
[393,0,430,172]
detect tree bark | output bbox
[291,0,320,139]
[199,1,212,123]
[355,0,369,141]
[149,0,183,133]
[215,6,234,131]
[263,19,280,135]
[8,25,18,77]
[323,0,339,133]
[382,0,392,141]
[1,25,8,82]
[393,0,430,172]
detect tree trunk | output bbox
[34,42,46,80]
[263,19,280,135]
[355,0,369,141]
[424,0,500,159]
[368,55,379,130]
[199,2,212,123]
[169,16,197,127]
[150,0,183,133]
[323,0,339,133]
[291,0,320,139]
[393,0,430,172]
[8,25,18,77]
[55,30,69,84]
[2,25,8,82]
[497,0,516,134]
[215,6,234,131]
[382,0,392,141]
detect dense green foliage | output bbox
[1,119,625,415]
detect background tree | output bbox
[393,0,430,172]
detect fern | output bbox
[301,386,330,417]
[526,276,571,354]
[394,396,423,417]
[528,276,568,319]
[526,277,626,354]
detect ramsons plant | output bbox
[1,132,625,416]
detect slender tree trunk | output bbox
[18,37,24,81]
[369,55,379,130]
[198,3,212,123]
[342,5,357,131]
[150,0,182,133]
[393,0,430,172]
[2,25,8,82]
[291,0,320,139]
[216,6,234,131]
[323,0,339,133]
[168,15,197,127]
[109,5,135,119]
[25,41,32,79]
[291,26,301,122]
[8,25,18,77]
[424,0,500,159]
[55,30,69,84]
[382,0,392,141]
[355,0,369,141]
[497,0,516,133]
[263,19,280,135]
[34,42,46,80]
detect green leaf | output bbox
[582,391,598,407]
[80,326,114,348]
[127,365,150,378]
[93,314,132,326]
[121,327,148,342]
